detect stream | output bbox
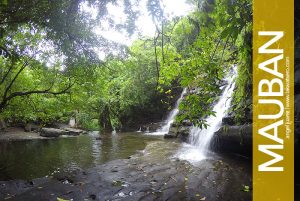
[0,67,252,200]
[0,134,251,201]
[0,132,160,181]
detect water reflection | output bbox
[0,132,158,180]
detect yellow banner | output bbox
[253,0,294,200]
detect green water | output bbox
[0,132,160,180]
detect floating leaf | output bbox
[112,180,124,187]
[57,198,69,201]
[243,185,250,192]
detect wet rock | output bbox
[164,134,176,139]
[168,125,191,140]
[182,120,192,126]
[168,127,178,137]
[178,126,190,136]
[0,141,252,201]
[63,128,85,136]
[222,115,235,126]
[40,128,66,137]
[51,123,69,129]
[142,122,161,132]
[89,194,96,200]
[40,127,87,137]
[212,124,252,156]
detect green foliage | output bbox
[231,24,252,124]
[154,0,252,127]
[0,0,173,130]
[0,0,252,131]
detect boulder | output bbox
[164,134,176,139]
[212,124,252,156]
[168,124,191,141]
[177,126,190,137]
[63,128,86,136]
[166,126,178,138]
[40,128,66,137]
[168,126,177,136]
[51,123,69,129]
[222,115,235,126]
[142,122,161,132]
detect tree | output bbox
[0,0,160,112]
[153,0,252,127]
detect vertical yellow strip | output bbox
[253,0,294,200]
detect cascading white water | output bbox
[177,67,237,162]
[158,88,187,133]
[146,88,187,135]
[136,127,142,132]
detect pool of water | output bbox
[0,132,160,180]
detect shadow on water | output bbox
[0,132,160,180]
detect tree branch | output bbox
[0,60,15,85]
[0,45,11,57]
[0,83,74,110]
[2,60,28,100]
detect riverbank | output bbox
[0,127,50,141]
[0,127,87,141]
[0,140,252,201]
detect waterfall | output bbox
[158,88,187,133]
[177,66,237,162]
[146,88,187,135]
[137,127,142,132]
